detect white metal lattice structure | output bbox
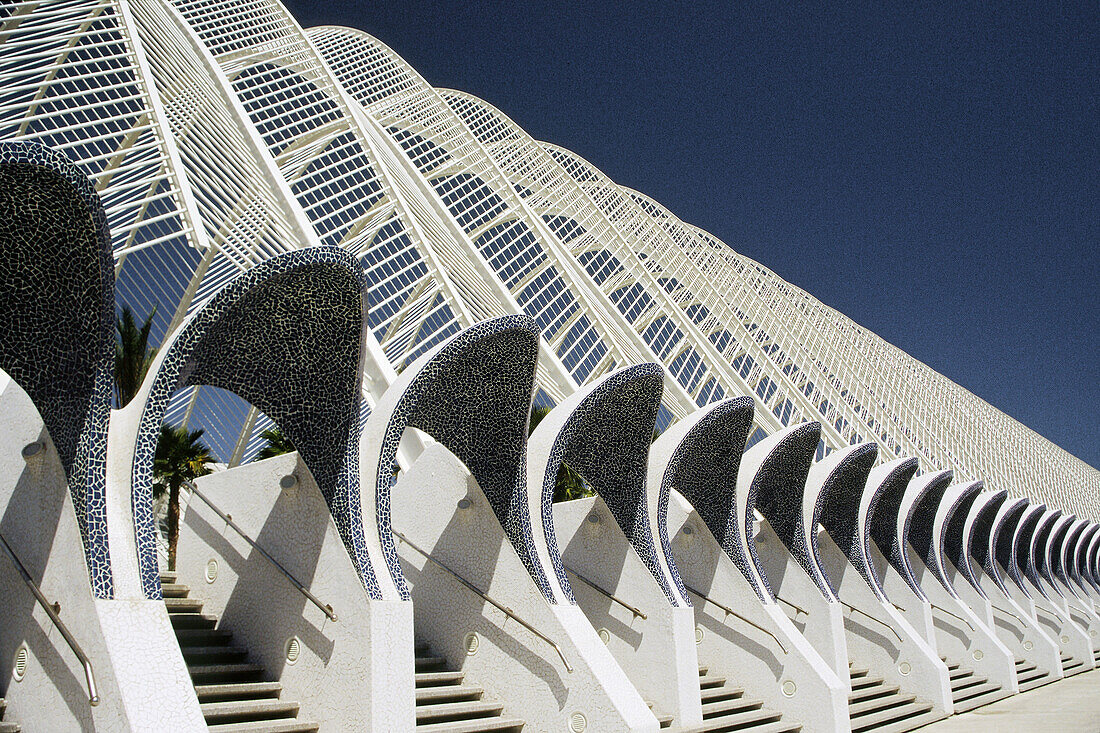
[0,0,1096,519]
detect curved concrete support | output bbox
[1047,515,1100,652]
[1019,508,1093,673]
[1075,523,1100,600]
[747,423,848,683]
[926,482,1016,700]
[860,457,918,595]
[361,314,543,601]
[660,400,847,733]
[0,141,115,598]
[548,363,698,727]
[863,458,937,645]
[1068,521,1098,601]
[1087,526,1100,594]
[1010,503,1045,601]
[101,247,374,730]
[901,470,954,595]
[976,494,1062,688]
[814,445,952,719]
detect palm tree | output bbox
[256,424,295,460]
[528,405,592,502]
[115,305,157,408]
[154,423,213,571]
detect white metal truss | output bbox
[0,0,1096,518]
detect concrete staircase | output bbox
[847,664,940,733]
[0,697,19,733]
[161,572,318,732]
[1060,651,1085,676]
[1013,657,1051,692]
[696,665,801,733]
[414,641,524,732]
[941,658,1003,713]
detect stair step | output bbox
[415,718,525,732]
[176,628,235,645]
[417,671,467,687]
[849,683,901,704]
[416,700,506,724]
[417,685,484,704]
[948,667,973,681]
[183,646,250,663]
[849,666,870,679]
[160,571,178,583]
[202,699,300,723]
[417,656,449,671]
[849,691,917,718]
[0,723,18,733]
[851,675,886,691]
[858,706,942,733]
[188,663,266,682]
[657,712,674,728]
[170,612,219,629]
[951,674,988,694]
[698,706,783,731]
[207,721,318,733]
[165,597,205,613]
[195,682,284,702]
[698,666,709,676]
[850,699,934,732]
[702,722,800,733]
[702,695,764,717]
[161,582,191,598]
[701,685,745,704]
[698,674,727,689]
[952,682,1004,713]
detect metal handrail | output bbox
[683,584,788,655]
[190,486,337,622]
[775,594,808,616]
[990,604,1027,626]
[1034,605,1061,620]
[395,532,573,672]
[564,565,647,620]
[0,532,99,706]
[928,602,974,631]
[839,600,903,643]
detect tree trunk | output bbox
[167,478,181,572]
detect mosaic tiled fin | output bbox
[654,397,754,601]
[1072,522,1100,595]
[1028,509,1061,599]
[989,497,1029,596]
[964,489,1009,597]
[811,443,879,599]
[130,247,371,600]
[1083,524,1100,592]
[864,457,922,598]
[1011,503,1046,600]
[745,422,825,599]
[0,141,115,598]
[931,480,983,596]
[362,315,541,601]
[1050,514,1078,588]
[534,363,684,605]
[900,469,953,595]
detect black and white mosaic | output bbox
[1028,510,1059,596]
[550,363,685,605]
[968,490,1008,591]
[749,422,826,598]
[662,397,754,597]
[372,315,544,601]
[130,247,371,600]
[1047,515,1074,586]
[865,457,921,598]
[904,471,953,585]
[1011,504,1045,600]
[938,481,983,596]
[815,443,879,599]
[991,497,1029,595]
[0,141,115,599]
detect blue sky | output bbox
[287,1,1099,469]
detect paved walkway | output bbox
[919,667,1100,732]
